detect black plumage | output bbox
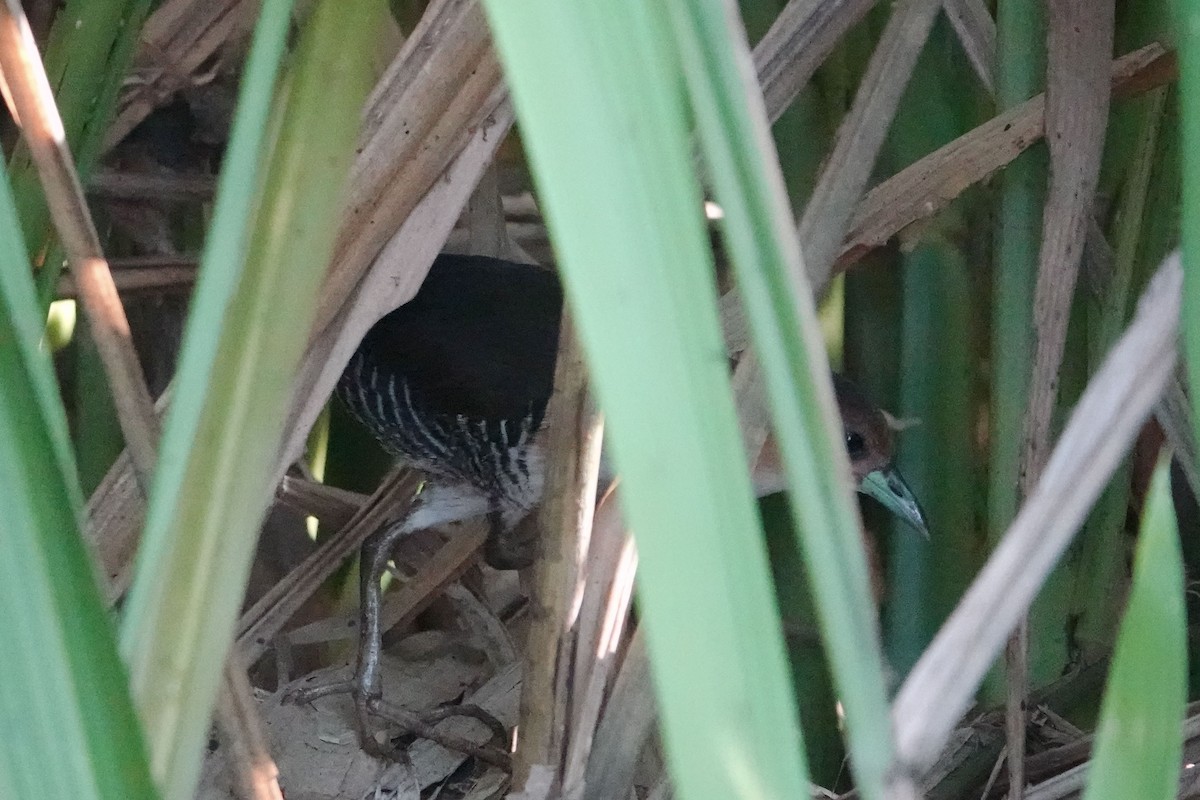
[338,253,562,523]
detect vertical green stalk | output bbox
[1177,0,1200,445]
[988,0,1053,699]
[892,241,976,667]
[73,317,125,494]
[120,2,380,797]
[3,0,153,308]
[988,0,1045,546]
[0,159,156,800]
[1080,457,1185,800]
[876,18,979,674]
[483,1,816,798]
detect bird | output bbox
[313,252,926,755]
[339,253,926,555]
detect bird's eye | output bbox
[845,431,866,459]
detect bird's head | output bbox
[831,374,928,537]
[752,374,928,537]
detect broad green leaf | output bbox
[0,158,156,799]
[3,0,153,308]
[1177,0,1200,444]
[482,2,811,799]
[664,1,894,796]
[1082,456,1186,800]
[119,1,382,797]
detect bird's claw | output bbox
[283,673,510,768]
[371,698,511,769]
[282,673,391,756]
[282,678,359,705]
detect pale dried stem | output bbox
[582,629,657,800]
[216,650,284,800]
[1009,7,1115,795]
[754,0,876,123]
[514,318,604,789]
[891,254,1182,776]
[562,513,638,799]
[1019,0,1115,496]
[835,43,1172,276]
[281,521,486,649]
[797,0,943,292]
[236,469,421,663]
[942,0,996,94]
[0,1,160,489]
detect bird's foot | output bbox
[284,511,511,765]
[284,674,511,767]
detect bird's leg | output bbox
[353,518,510,762]
[481,502,538,570]
[284,517,411,755]
[285,481,511,763]
[353,518,409,754]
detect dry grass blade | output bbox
[797,0,942,291]
[562,505,638,798]
[87,447,153,603]
[754,0,876,123]
[890,253,1182,776]
[733,350,773,487]
[942,0,996,93]
[236,469,421,663]
[313,0,503,337]
[282,521,487,649]
[515,318,604,789]
[86,0,512,600]
[1019,0,1115,494]
[215,651,284,800]
[1011,10,1115,789]
[1012,10,1113,786]
[275,475,366,530]
[836,42,1173,274]
[1155,375,1200,500]
[106,0,256,148]
[461,164,520,260]
[1019,714,1200,799]
[582,629,657,800]
[0,1,160,488]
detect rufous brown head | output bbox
[752,374,928,536]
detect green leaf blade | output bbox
[664,2,895,796]
[1082,456,1186,800]
[483,2,813,799]
[119,2,382,797]
[0,157,156,800]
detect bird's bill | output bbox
[859,467,929,537]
